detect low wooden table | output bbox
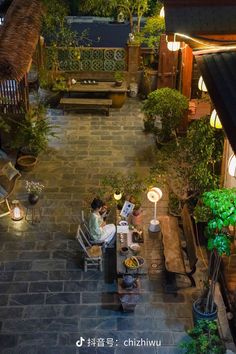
[116,229,148,276]
[66,81,128,108]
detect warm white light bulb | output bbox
[198,76,207,92]
[167,41,181,51]
[160,7,165,18]
[114,192,122,201]
[228,154,236,177]
[210,109,222,129]
[13,207,21,219]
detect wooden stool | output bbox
[117,278,141,312]
[25,202,42,224]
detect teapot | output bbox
[122,275,136,289]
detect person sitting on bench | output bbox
[89,198,116,246]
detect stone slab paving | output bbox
[0,98,202,353]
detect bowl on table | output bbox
[120,246,129,256]
[124,256,145,270]
[129,243,141,255]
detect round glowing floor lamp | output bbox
[147,187,163,232]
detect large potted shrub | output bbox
[193,188,236,322]
[4,102,59,170]
[180,319,225,354]
[142,88,189,143]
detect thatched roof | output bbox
[0,0,43,82]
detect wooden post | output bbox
[127,44,140,80]
[157,34,179,89]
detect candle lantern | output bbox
[11,200,24,221]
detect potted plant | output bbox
[100,171,146,217]
[180,319,225,354]
[142,88,189,143]
[193,188,236,323]
[38,67,65,106]
[114,71,124,87]
[4,101,59,170]
[25,180,45,205]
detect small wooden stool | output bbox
[117,278,141,312]
[25,202,42,224]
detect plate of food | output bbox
[124,256,145,269]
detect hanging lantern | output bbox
[114,191,122,201]
[160,6,165,18]
[228,154,236,177]
[11,200,24,221]
[210,109,222,129]
[198,76,208,92]
[167,41,181,52]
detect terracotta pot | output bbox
[16,155,38,172]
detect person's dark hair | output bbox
[91,198,104,210]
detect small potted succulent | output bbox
[114,71,124,86]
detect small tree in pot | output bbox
[142,87,188,143]
[193,188,236,321]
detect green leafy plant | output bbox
[180,320,225,354]
[38,67,55,90]
[99,171,147,208]
[78,0,149,33]
[137,8,165,49]
[185,116,223,194]
[4,101,59,155]
[42,0,78,47]
[196,188,236,314]
[142,88,189,142]
[193,202,212,223]
[114,71,124,82]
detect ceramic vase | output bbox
[28,193,39,205]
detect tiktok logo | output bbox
[76,337,85,347]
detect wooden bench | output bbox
[159,204,198,293]
[60,97,112,116]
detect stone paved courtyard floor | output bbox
[0,98,205,353]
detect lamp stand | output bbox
[149,201,161,232]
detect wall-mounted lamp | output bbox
[198,76,208,92]
[167,41,181,51]
[160,6,165,18]
[147,187,163,232]
[210,109,222,129]
[11,200,24,221]
[228,154,236,177]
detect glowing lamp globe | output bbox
[114,191,122,201]
[160,6,165,18]
[167,41,181,52]
[198,76,207,92]
[210,109,222,129]
[147,187,163,232]
[228,154,236,177]
[11,200,24,221]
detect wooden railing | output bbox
[0,77,28,115]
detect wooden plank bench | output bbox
[60,97,112,116]
[159,204,198,293]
